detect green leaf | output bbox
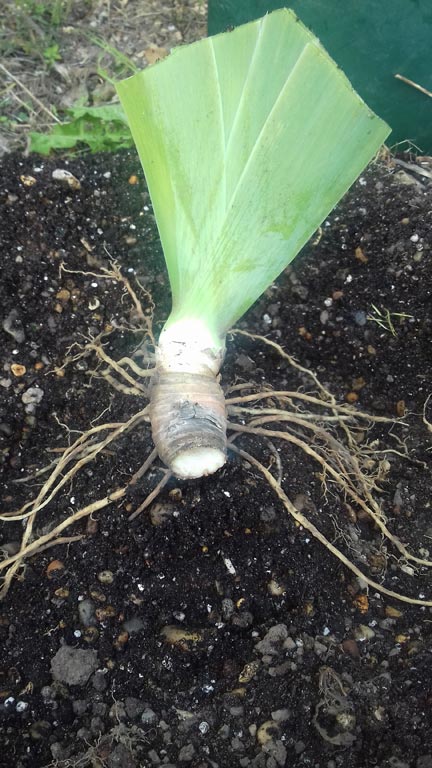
[66,104,129,123]
[29,104,133,155]
[116,9,390,336]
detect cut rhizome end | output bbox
[149,319,227,479]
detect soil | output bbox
[0,148,432,768]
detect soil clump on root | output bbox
[0,150,432,767]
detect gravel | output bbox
[50,646,99,686]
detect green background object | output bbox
[208,0,432,152]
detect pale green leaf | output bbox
[116,9,390,336]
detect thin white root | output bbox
[98,370,147,397]
[228,421,432,568]
[1,305,429,609]
[226,389,396,423]
[60,258,155,344]
[423,393,432,434]
[128,470,172,521]
[230,444,432,607]
[86,342,150,391]
[0,410,149,523]
[129,447,159,486]
[232,328,336,401]
[0,487,127,600]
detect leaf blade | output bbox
[116,9,390,334]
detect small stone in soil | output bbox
[92,670,108,692]
[97,569,114,584]
[90,716,105,734]
[141,707,158,726]
[125,696,146,719]
[3,309,25,344]
[271,709,291,723]
[50,646,99,686]
[178,743,195,762]
[29,720,52,740]
[263,739,287,767]
[72,699,88,715]
[148,749,162,765]
[255,624,288,655]
[122,616,146,634]
[109,701,126,721]
[78,599,96,627]
[21,386,44,405]
[353,310,367,326]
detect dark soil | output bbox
[0,151,432,768]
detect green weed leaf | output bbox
[29,104,133,155]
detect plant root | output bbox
[0,407,150,600]
[1,310,431,607]
[228,422,432,568]
[60,258,155,344]
[0,487,128,600]
[226,332,432,600]
[230,444,432,606]
[128,470,172,522]
[57,259,156,393]
[423,393,432,435]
